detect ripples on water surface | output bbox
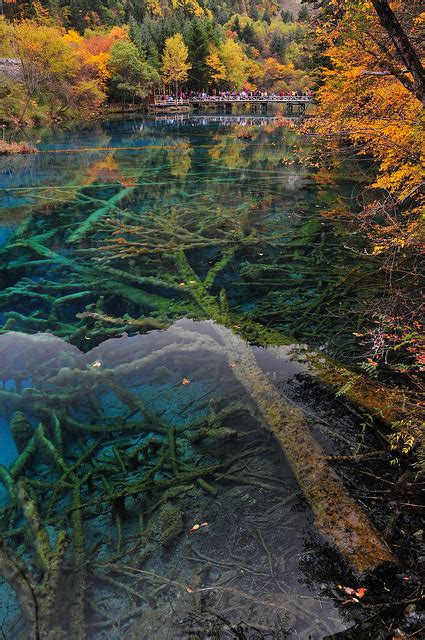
[0,115,379,638]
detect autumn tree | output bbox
[13,20,79,120]
[369,0,425,104]
[162,32,191,96]
[205,48,226,87]
[219,39,250,90]
[304,0,424,380]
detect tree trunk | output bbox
[370,0,425,104]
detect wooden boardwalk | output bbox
[150,95,313,114]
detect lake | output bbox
[0,115,382,639]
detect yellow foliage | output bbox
[308,2,423,208]
[171,0,204,17]
[206,49,227,85]
[3,18,117,120]
[146,0,164,17]
[219,39,251,91]
[162,33,191,88]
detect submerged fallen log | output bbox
[210,323,396,573]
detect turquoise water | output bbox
[0,115,380,638]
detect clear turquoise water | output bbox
[0,115,378,639]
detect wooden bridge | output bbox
[149,95,313,115]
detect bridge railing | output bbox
[151,95,313,107]
[189,95,313,103]
[151,98,191,107]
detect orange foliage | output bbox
[64,26,128,83]
[9,20,128,118]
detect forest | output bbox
[0,0,311,125]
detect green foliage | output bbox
[109,39,159,102]
[185,19,219,89]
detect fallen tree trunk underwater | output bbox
[207,324,397,573]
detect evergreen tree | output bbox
[232,15,241,35]
[250,6,259,21]
[240,23,257,48]
[298,6,309,22]
[262,9,271,25]
[270,33,285,60]
[125,0,147,22]
[186,20,212,89]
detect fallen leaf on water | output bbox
[338,584,366,602]
[367,358,378,367]
[182,378,190,385]
[189,522,209,534]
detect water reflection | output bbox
[0,115,374,358]
[0,322,353,639]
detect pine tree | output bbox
[187,20,214,89]
[298,6,309,22]
[262,9,271,25]
[232,15,241,35]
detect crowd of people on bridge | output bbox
[159,90,313,103]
